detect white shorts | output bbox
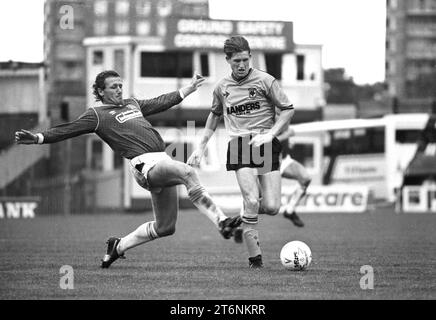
[280,155,295,174]
[129,152,171,192]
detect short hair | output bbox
[223,36,251,59]
[92,70,121,102]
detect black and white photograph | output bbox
[0,0,435,311]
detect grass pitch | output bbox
[0,207,435,300]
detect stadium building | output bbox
[385,0,436,113]
[81,0,325,211]
[0,61,48,193]
[2,1,434,215]
[3,0,325,213]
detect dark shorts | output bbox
[226,135,282,174]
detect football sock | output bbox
[240,197,260,224]
[242,222,262,258]
[188,185,227,228]
[117,221,158,254]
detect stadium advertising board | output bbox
[127,181,368,213]
[282,185,369,213]
[164,18,294,52]
[0,197,40,219]
[402,185,436,213]
[211,185,369,213]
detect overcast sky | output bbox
[0,0,386,85]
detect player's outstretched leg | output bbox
[101,237,126,268]
[148,159,242,239]
[101,187,176,269]
[188,184,242,238]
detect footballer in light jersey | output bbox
[15,70,242,269]
[188,36,295,268]
[212,68,293,140]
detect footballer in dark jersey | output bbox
[15,70,242,268]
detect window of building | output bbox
[265,53,282,79]
[93,50,104,65]
[113,152,124,169]
[388,82,397,96]
[114,49,125,77]
[59,61,84,80]
[90,140,103,170]
[115,20,130,35]
[94,0,108,16]
[94,20,108,36]
[200,53,209,77]
[136,0,152,16]
[419,0,426,10]
[391,38,397,52]
[156,20,167,37]
[136,22,151,36]
[157,0,172,17]
[390,16,397,30]
[115,0,130,16]
[140,51,193,78]
[391,60,396,73]
[296,54,305,80]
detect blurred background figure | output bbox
[276,127,311,227]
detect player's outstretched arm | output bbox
[15,129,40,145]
[139,74,206,116]
[15,109,97,145]
[179,74,205,99]
[187,112,220,167]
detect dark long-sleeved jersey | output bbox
[41,91,182,159]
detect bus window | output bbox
[333,130,351,140]
[290,143,314,169]
[370,127,385,153]
[327,127,385,156]
[396,129,421,143]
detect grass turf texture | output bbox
[0,208,435,300]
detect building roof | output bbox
[0,61,45,70]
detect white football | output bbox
[280,240,312,271]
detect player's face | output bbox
[227,51,251,79]
[100,77,123,105]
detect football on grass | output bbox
[280,240,312,271]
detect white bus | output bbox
[288,113,430,202]
[123,113,430,212]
